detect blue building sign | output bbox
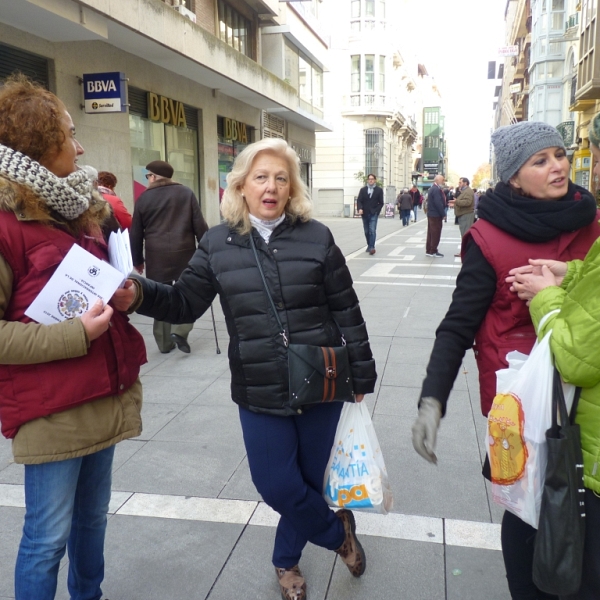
[82,72,127,114]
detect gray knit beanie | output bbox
[589,112,600,148]
[492,121,566,183]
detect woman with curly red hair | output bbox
[0,75,146,600]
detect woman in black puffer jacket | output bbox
[115,138,377,600]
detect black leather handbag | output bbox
[249,233,354,410]
[532,367,585,596]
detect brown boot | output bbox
[335,508,366,577]
[274,565,306,600]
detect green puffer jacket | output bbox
[529,236,600,493]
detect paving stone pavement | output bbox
[0,212,512,599]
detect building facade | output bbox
[312,0,420,216]
[0,0,331,225]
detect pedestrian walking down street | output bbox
[508,111,600,600]
[130,159,208,354]
[397,188,413,226]
[0,75,146,600]
[411,120,600,600]
[356,173,384,255]
[112,138,377,600]
[409,184,422,222]
[425,174,446,257]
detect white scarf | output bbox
[0,143,92,220]
[249,213,285,243]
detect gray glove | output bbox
[411,397,442,464]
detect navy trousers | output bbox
[239,402,345,568]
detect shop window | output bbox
[218,116,254,200]
[217,0,253,59]
[379,56,385,92]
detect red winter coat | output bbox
[0,211,146,438]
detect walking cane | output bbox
[210,304,221,354]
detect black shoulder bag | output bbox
[249,232,354,411]
[532,367,586,596]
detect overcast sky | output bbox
[401,0,508,180]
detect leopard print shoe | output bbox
[335,508,366,577]
[274,564,306,600]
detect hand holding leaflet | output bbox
[25,244,125,325]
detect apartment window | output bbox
[546,60,563,78]
[351,55,361,93]
[425,111,439,125]
[541,0,547,12]
[551,11,564,29]
[365,55,375,91]
[548,40,562,54]
[313,68,323,108]
[552,0,564,9]
[299,55,311,104]
[379,56,385,92]
[285,42,299,88]
[351,0,360,18]
[217,1,252,58]
[365,128,384,181]
[365,0,375,17]
[379,0,385,19]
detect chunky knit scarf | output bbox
[478,181,598,243]
[0,143,92,220]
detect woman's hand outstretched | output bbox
[80,299,113,341]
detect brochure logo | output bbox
[58,291,89,319]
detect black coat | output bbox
[136,218,377,415]
[356,185,384,216]
[130,180,208,283]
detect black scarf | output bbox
[477,181,598,243]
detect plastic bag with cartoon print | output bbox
[323,402,393,515]
[487,329,575,528]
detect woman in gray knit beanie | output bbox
[413,119,600,600]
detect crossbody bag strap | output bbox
[249,230,346,348]
[249,232,288,347]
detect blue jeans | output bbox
[413,205,418,222]
[239,403,345,568]
[15,446,115,600]
[361,213,379,250]
[400,209,412,226]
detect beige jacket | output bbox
[0,176,143,464]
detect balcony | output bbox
[342,94,394,116]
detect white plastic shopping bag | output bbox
[323,402,394,515]
[488,315,575,528]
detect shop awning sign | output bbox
[82,72,127,114]
[498,45,519,57]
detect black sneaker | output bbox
[433,252,444,258]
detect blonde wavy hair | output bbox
[220,138,312,234]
